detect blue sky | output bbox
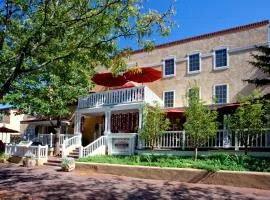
[120,0,270,49]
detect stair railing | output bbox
[79,136,107,158]
[62,134,82,158]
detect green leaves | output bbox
[184,86,218,149]
[1,0,175,119]
[139,102,170,148]
[228,90,266,150]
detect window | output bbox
[214,48,228,69]
[164,91,174,108]
[188,53,200,73]
[163,58,175,77]
[214,84,228,104]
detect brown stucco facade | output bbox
[125,21,269,108]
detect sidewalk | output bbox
[0,163,270,200]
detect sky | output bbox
[120,0,270,49]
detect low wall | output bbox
[8,156,47,166]
[76,162,270,190]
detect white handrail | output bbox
[80,136,107,157]
[62,134,81,158]
[78,86,162,109]
[5,144,48,159]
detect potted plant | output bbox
[61,157,75,172]
[0,153,9,163]
[23,153,36,167]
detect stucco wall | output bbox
[0,109,26,132]
[125,25,269,107]
[82,116,103,144]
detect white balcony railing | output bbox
[78,86,162,109]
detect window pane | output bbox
[215,49,227,68]
[164,91,174,107]
[189,54,200,72]
[164,59,175,76]
[215,85,227,104]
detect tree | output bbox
[139,102,170,150]
[245,46,270,86]
[1,0,175,155]
[184,86,217,161]
[0,0,175,96]
[228,90,266,155]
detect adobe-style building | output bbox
[6,21,269,161]
[73,20,269,157]
[0,106,26,143]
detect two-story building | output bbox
[73,20,269,157]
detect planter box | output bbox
[62,163,75,172]
[23,157,36,168]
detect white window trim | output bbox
[163,90,176,108]
[187,52,201,74]
[213,47,230,70]
[163,56,176,78]
[213,83,229,104]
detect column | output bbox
[137,107,143,149]
[74,111,82,134]
[104,110,112,135]
[138,107,143,130]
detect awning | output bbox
[216,103,240,110]
[0,126,19,133]
[164,108,185,113]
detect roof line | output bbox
[131,20,269,55]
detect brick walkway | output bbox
[0,163,270,200]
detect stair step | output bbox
[67,155,79,159]
[44,162,62,167]
[69,152,79,156]
[47,159,62,164]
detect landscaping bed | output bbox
[77,153,270,172]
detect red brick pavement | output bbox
[0,163,270,200]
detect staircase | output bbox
[66,148,80,159]
[44,156,62,167]
[81,136,107,157]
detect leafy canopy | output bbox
[139,102,170,148]
[184,86,218,149]
[0,0,175,118]
[228,90,266,150]
[245,46,270,86]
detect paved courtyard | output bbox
[0,163,270,200]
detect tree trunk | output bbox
[244,144,248,155]
[244,138,248,156]
[194,147,198,161]
[54,119,61,156]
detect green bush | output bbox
[78,154,270,172]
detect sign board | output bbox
[108,133,136,155]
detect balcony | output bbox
[78,86,162,109]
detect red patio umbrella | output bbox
[124,67,161,83]
[92,73,128,87]
[0,126,19,133]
